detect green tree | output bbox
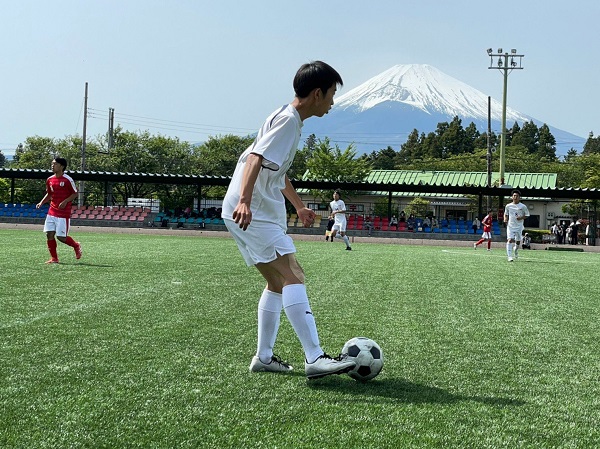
[406,197,431,218]
[512,121,539,154]
[289,133,317,180]
[304,138,371,202]
[439,116,471,156]
[537,124,557,161]
[422,131,442,159]
[192,134,252,177]
[364,146,398,170]
[0,178,9,202]
[464,123,481,151]
[10,137,70,203]
[506,122,521,146]
[397,129,423,164]
[582,132,600,155]
[564,148,579,162]
[0,150,6,167]
[190,133,254,201]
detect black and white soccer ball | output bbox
[341,337,384,381]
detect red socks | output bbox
[47,239,58,259]
[63,236,78,248]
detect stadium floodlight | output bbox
[486,47,525,186]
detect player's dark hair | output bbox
[334,189,341,198]
[512,189,521,196]
[293,61,343,98]
[54,157,68,169]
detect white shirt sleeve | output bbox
[251,114,297,171]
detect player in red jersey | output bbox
[36,158,82,264]
[473,209,493,251]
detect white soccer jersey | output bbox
[330,199,346,225]
[505,202,530,239]
[222,104,302,231]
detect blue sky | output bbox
[1,1,598,156]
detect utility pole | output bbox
[486,48,524,187]
[79,82,88,207]
[108,107,115,149]
[487,96,492,211]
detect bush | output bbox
[524,229,549,243]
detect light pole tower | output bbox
[486,48,524,186]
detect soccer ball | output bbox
[341,337,384,381]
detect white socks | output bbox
[335,233,351,247]
[256,290,282,363]
[282,284,323,364]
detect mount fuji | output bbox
[302,64,584,156]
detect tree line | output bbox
[1,119,599,212]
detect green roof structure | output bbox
[362,170,557,200]
[367,170,557,189]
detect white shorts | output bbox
[506,227,523,242]
[481,231,492,240]
[43,215,70,237]
[332,218,347,233]
[224,218,296,267]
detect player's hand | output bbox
[298,207,316,228]
[58,201,66,209]
[232,203,252,231]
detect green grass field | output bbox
[1,229,599,448]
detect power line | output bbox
[85,106,584,149]
[87,107,256,135]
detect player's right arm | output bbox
[283,175,315,228]
[36,193,50,209]
[232,153,263,230]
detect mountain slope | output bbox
[302,64,584,156]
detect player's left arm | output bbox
[283,175,315,227]
[58,193,78,209]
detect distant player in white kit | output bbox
[329,190,352,250]
[504,190,530,262]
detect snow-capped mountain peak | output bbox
[335,64,528,123]
[301,64,584,156]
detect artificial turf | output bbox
[1,229,598,448]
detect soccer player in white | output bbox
[504,190,530,262]
[222,61,355,380]
[329,190,352,250]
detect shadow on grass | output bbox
[52,262,114,268]
[308,377,525,407]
